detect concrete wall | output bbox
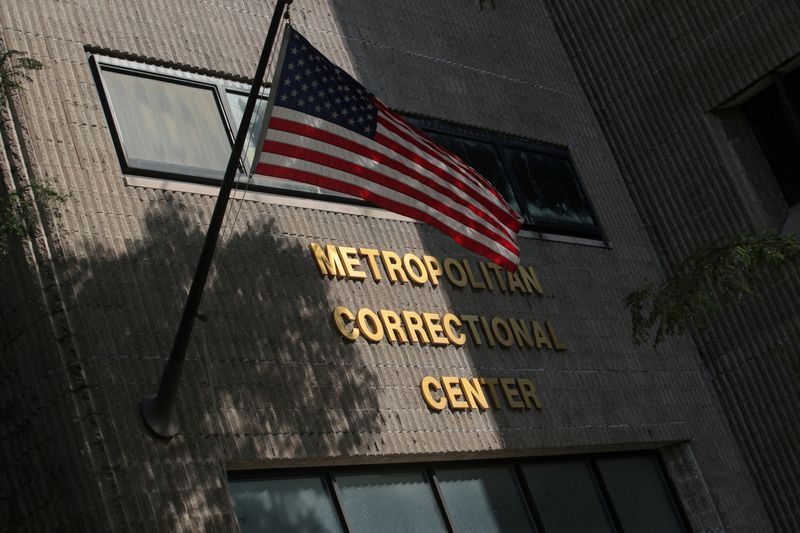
[545,2,800,530]
[0,0,771,530]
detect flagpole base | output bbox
[140,394,179,439]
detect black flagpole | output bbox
[141,0,292,439]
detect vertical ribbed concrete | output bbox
[0,1,774,531]
[545,1,800,531]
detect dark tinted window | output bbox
[744,74,800,206]
[228,476,343,533]
[93,55,602,240]
[228,453,687,533]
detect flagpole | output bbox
[141,0,292,439]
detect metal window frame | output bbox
[227,450,690,533]
[90,54,607,243]
[407,115,606,241]
[89,54,268,184]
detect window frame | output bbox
[89,54,264,185]
[227,451,690,533]
[407,115,605,240]
[90,54,606,243]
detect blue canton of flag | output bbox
[276,30,377,138]
[255,26,523,271]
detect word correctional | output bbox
[332,306,568,350]
[309,243,543,294]
[420,376,542,412]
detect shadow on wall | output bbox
[68,196,381,531]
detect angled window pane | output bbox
[426,132,521,213]
[505,148,596,227]
[596,456,686,533]
[522,460,615,533]
[437,466,534,533]
[226,91,269,172]
[235,90,353,198]
[336,472,447,533]
[744,84,800,206]
[228,477,343,533]
[101,69,232,178]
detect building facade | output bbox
[1,0,796,531]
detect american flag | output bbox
[254,27,523,270]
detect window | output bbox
[743,70,800,208]
[742,69,800,233]
[228,453,688,533]
[411,118,602,239]
[91,55,602,240]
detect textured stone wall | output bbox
[0,0,772,531]
[545,1,800,531]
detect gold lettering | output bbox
[309,243,346,278]
[517,378,542,410]
[443,258,468,288]
[509,318,534,348]
[479,316,497,347]
[507,270,527,293]
[338,246,367,280]
[358,248,383,282]
[402,311,430,345]
[500,378,525,408]
[442,313,466,346]
[379,309,408,344]
[403,253,429,285]
[460,315,483,346]
[491,317,514,348]
[422,255,443,286]
[422,312,448,345]
[479,262,495,291]
[532,321,553,350]
[332,306,359,341]
[479,378,503,408]
[546,321,568,351]
[356,308,384,342]
[442,376,469,409]
[460,378,489,410]
[463,259,486,290]
[519,266,543,295]
[381,251,408,283]
[420,377,446,411]
[485,262,508,292]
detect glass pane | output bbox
[596,456,686,533]
[427,132,521,213]
[744,84,800,205]
[234,90,354,198]
[505,147,596,227]
[101,69,231,177]
[523,460,615,533]
[336,472,447,533]
[437,466,533,533]
[228,477,343,533]
[226,91,269,172]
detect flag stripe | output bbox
[266,111,517,241]
[261,137,520,255]
[272,106,520,235]
[256,161,519,269]
[375,110,521,228]
[374,100,513,211]
[254,27,522,270]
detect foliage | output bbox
[0,49,42,103]
[0,49,63,261]
[624,233,800,347]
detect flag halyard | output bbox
[255,27,523,270]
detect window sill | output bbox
[123,175,610,249]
